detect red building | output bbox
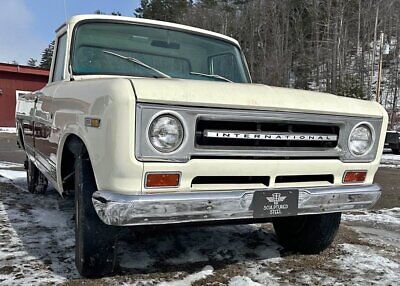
[0,63,49,127]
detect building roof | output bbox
[59,14,240,48]
[0,63,49,77]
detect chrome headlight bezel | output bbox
[147,112,185,153]
[348,122,375,157]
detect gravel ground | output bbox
[0,132,399,285]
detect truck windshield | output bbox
[71,22,251,83]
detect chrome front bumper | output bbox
[92,184,381,226]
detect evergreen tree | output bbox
[134,0,190,23]
[134,0,150,18]
[39,41,54,70]
[27,58,37,67]
[95,10,121,16]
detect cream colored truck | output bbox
[16,15,387,277]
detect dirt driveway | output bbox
[0,132,399,285]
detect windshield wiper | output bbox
[190,72,232,83]
[103,50,171,79]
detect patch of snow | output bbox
[245,262,282,286]
[0,162,24,169]
[344,208,400,249]
[380,153,400,167]
[0,127,16,134]
[301,275,338,286]
[0,170,26,181]
[350,225,400,249]
[229,276,264,286]
[379,164,400,168]
[0,169,27,191]
[0,200,74,285]
[335,244,400,285]
[30,208,71,228]
[343,208,400,225]
[158,265,214,286]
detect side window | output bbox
[52,33,67,82]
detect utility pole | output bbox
[370,6,379,99]
[390,53,400,129]
[376,32,385,103]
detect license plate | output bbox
[251,189,299,218]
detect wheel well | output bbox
[61,134,87,195]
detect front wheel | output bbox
[74,150,118,278]
[273,213,341,254]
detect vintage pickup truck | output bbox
[16,15,387,277]
[385,130,400,154]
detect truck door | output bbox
[33,89,56,175]
[33,32,68,178]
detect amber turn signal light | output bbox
[145,173,180,188]
[343,171,367,184]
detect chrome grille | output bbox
[196,120,339,149]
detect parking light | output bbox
[343,171,367,184]
[145,172,180,188]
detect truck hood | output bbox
[130,78,385,117]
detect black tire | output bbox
[74,149,118,278]
[26,158,48,194]
[273,213,341,254]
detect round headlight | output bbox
[149,115,184,153]
[348,123,374,156]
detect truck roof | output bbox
[59,14,240,47]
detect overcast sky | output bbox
[0,0,140,66]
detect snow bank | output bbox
[0,202,73,285]
[380,153,400,167]
[0,127,16,134]
[229,276,264,286]
[159,265,214,286]
[343,208,400,225]
[335,244,400,285]
[0,170,26,181]
[0,169,27,191]
[0,162,24,169]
